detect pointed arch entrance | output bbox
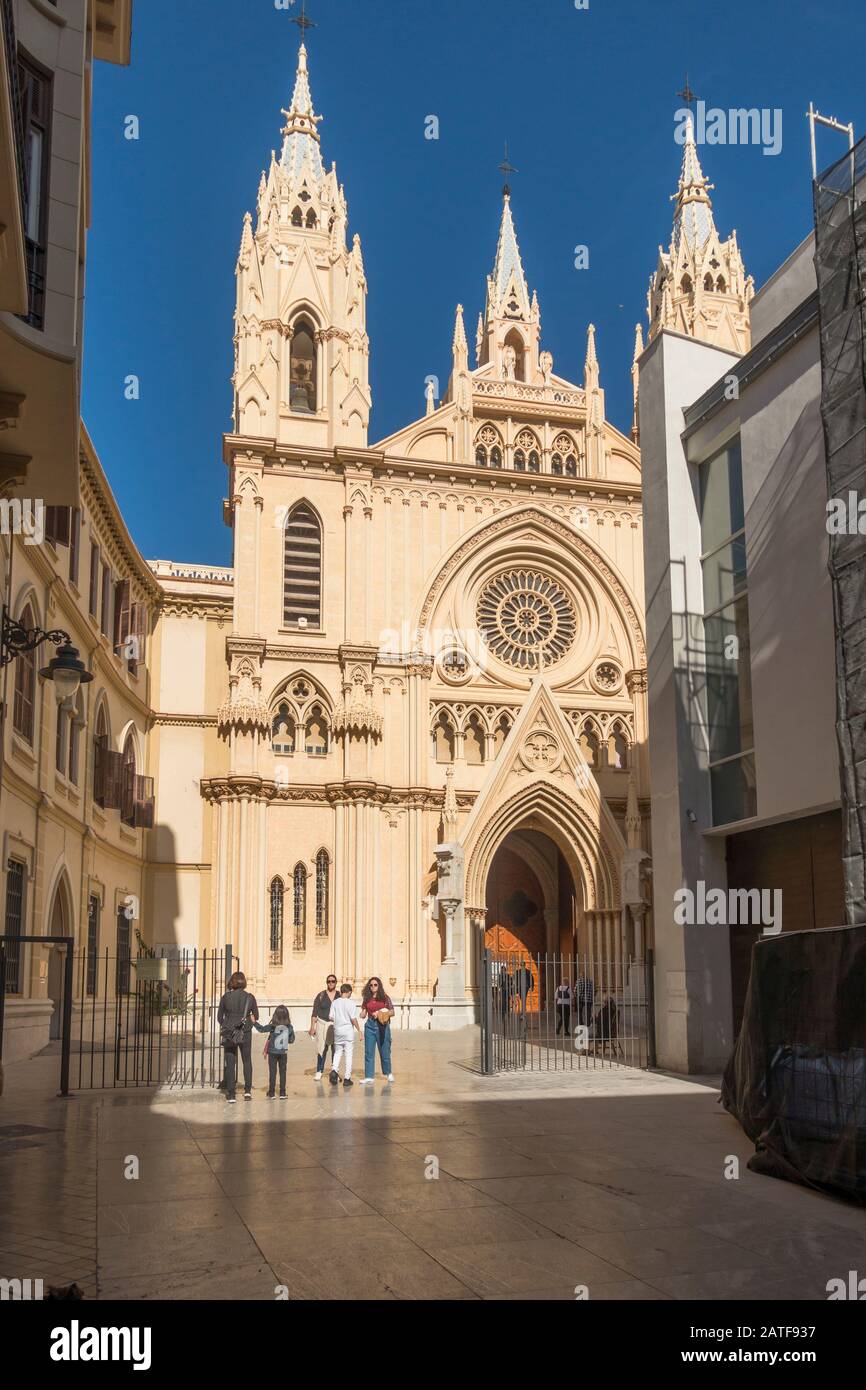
[484,830,579,1015]
[46,875,74,1041]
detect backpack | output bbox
[270,1016,295,1052]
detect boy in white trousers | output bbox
[329,984,361,1086]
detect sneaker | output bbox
[227,1097,237,1104]
[343,1077,353,1087]
[329,1070,339,1086]
[314,1072,323,1081]
[359,1078,373,1085]
[387,1074,395,1082]
[266,1093,275,1100]
[279,1093,288,1100]
[244,1092,252,1100]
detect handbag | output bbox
[221,992,250,1047]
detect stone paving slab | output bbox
[1,1029,865,1301]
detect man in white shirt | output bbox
[329,984,361,1087]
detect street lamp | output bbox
[1,610,93,702]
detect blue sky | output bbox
[82,0,866,566]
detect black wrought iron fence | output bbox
[480,949,655,1074]
[70,945,235,1090]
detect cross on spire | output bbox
[291,0,316,38]
[498,142,518,197]
[677,73,699,117]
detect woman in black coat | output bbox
[217,971,259,1102]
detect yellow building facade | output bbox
[154,41,654,1027]
[2,35,654,1048]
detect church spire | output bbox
[631,323,644,444]
[478,182,541,382]
[645,111,754,354]
[280,41,325,183]
[487,191,531,322]
[671,114,716,252]
[452,303,468,372]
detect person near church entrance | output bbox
[359,977,395,1083]
[513,963,533,1015]
[328,984,361,1086]
[555,979,572,1035]
[577,974,595,1027]
[218,972,259,1103]
[254,1004,295,1098]
[309,975,339,1080]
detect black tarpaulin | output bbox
[721,924,866,1203]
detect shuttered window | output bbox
[86,895,100,996]
[270,878,284,965]
[283,503,321,628]
[4,860,25,994]
[116,907,131,995]
[293,864,306,951]
[12,603,36,742]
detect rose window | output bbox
[477,570,576,670]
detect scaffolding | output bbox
[813,133,866,925]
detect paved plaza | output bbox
[1,1030,865,1301]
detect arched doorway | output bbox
[46,879,72,1041]
[484,831,579,1016]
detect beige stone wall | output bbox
[0,433,160,1052]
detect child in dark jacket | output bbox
[254,1005,294,1098]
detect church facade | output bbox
[144,40,653,1025]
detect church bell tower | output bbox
[232,37,371,449]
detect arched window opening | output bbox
[289,317,317,414]
[490,446,503,468]
[475,445,488,467]
[291,207,303,227]
[68,691,85,786]
[315,849,330,937]
[272,702,296,754]
[55,697,68,774]
[305,208,318,229]
[12,603,36,742]
[493,714,512,754]
[609,724,629,770]
[121,731,137,827]
[551,453,563,476]
[433,711,455,764]
[283,502,322,628]
[513,449,526,472]
[565,456,578,478]
[293,864,307,951]
[269,877,284,965]
[681,274,693,294]
[305,704,329,757]
[528,451,540,474]
[93,704,109,809]
[464,713,485,766]
[716,275,726,292]
[703,273,714,291]
[579,722,600,767]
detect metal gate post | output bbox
[646,948,657,1069]
[481,948,493,1075]
[59,937,74,1097]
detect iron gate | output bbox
[68,945,235,1090]
[480,948,656,1074]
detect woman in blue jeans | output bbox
[359,976,395,1083]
